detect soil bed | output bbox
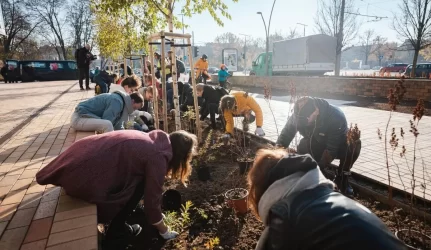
[124,122,431,250]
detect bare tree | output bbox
[315,0,358,73]
[1,0,39,58]
[359,29,376,65]
[315,0,358,47]
[393,0,431,77]
[372,36,389,66]
[26,0,68,60]
[68,0,94,49]
[287,28,299,39]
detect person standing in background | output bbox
[75,44,96,90]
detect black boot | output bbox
[334,171,353,197]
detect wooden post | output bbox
[187,37,201,141]
[166,0,181,131]
[160,34,168,132]
[170,40,181,131]
[149,44,159,129]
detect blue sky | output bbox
[179,0,399,46]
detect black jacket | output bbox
[202,85,227,104]
[75,48,93,68]
[94,70,114,85]
[277,97,348,160]
[263,155,407,250]
[180,83,203,111]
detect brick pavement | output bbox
[236,93,431,201]
[0,82,79,141]
[0,81,98,250]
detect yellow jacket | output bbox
[223,92,263,135]
[194,58,208,77]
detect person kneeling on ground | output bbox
[135,86,157,132]
[71,91,144,133]
[180,82,204,114]
[196,83,229,129]
[94,70,116,94]
[36,130,198,247]
[248,150,407,250]
[220,91,265,138]
[276,97,361,196]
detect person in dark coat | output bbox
[36,130,198,247]
[180,82,204,113]
[248,150,407,250]
[94,70,116,93]
[75,44,96,90]
[276,97,361,196]
[196,83,228,129]
[0,60,8,83]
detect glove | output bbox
[141,124,149,132]
[138,111,153,120]
[255,127,265,137]
[222,133,231,145]
[160,228,179,240]
[222,134,230,140]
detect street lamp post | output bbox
[296,23,308,37]
[257,0,277,76]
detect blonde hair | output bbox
[168,130,198,185]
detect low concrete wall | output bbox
[211,75,431,101]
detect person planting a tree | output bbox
[276,97,362,196]
[219,91,265,139]
[36,130,198,249]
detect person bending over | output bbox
[118,75,141,94]
[195,83,228,129]
[219,91,265,139]
[36,130,198,249]
[247,150,406,250]
[136,86,157,131]
[94,70,116,94]
[71,91,144,133]
[276,97,361,196]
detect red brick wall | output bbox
[212,76,431,102]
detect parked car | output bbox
[380,63,408,73]
[20,60,78,82]
[404,63,431,78]
[208,67,219,74]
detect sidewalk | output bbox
[0,82,78,141]
[0,81,98,250]
[241,93,431,200]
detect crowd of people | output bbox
[34,46,407,249]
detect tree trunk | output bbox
[411,49,419,78]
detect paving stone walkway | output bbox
[0,82,78,141]
[237,93,431,201]
[0,81,98,250]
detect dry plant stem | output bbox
[392,150,407,192]
[409,120,420,237]
[384,111,393,202]
[265,99,279,137]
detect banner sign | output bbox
[222,48,238,72]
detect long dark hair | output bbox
[168,130,198,185]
